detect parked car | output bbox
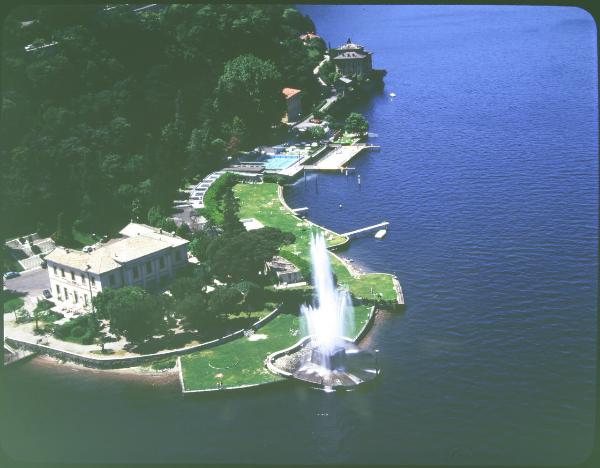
[3,271,20,280]
[42,289,52,299]
[82,245,94,253]
[40,260,47,269]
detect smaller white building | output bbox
[45,223,189,311]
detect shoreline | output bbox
[15,353,179,381]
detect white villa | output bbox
[45,223,189,311]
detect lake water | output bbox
[1,5,597,465]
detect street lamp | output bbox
[375,349,380,375]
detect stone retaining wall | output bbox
[6,305,282,370]
[265,305,376,380]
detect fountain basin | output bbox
[267,337,379,389]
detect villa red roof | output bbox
[300,33,321,41]
[282,88,301,99]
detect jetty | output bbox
[309,144,379,171]
[341,221,389,238]
[292,207,309,214]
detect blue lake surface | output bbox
[1,5,597,465]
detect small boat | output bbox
[374,229,387,239]
[389,92,396,97]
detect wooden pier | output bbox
[292,207,309,214]
[341,221,389,238]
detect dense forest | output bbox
[0,4,326,240]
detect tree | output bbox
[130,198,142,221]
[52,212,73,246]
[175,292,213,332]
[234,281,267,316]
[93,287,167,344]
[207,227,295,282]
[175,222,192,239]
[345,112,369,135]
[208,287,242,319]
[306,126,326,142]
[222,190,245,236]
[214,54,284,146]
[169,276,207,301]
[147,206,163,227]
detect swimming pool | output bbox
[262,154,300,170]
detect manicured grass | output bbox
[4,297,24,314]
[333,133,361,145]
[179,182,394,391]
[233,183,397,302]
[180,304,372,391]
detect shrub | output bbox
[263,174,289,185]
[71,325,85,338]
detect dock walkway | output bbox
[341,222,389,238]
[309,144,377,171]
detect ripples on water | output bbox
[2,5,597,465]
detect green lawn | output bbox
[180,304,372,391]
[179,181,395,391]
[4,296,24,314]
[333,132,362,146]
[234,183,397,302]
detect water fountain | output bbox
[267,232,379,389]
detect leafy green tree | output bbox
[175,292,213,331]
[306,126,326,141]
[208,287,243,318]
[345,112,369,135]
[175,222,192,239]
[52,212,73,246]
[215,54,284,146]
[147,206,163,227]
[188,231,214,262]
[222,190,245,236]
[93,287,167,344]
[169,276,207,301]
[207,227,294,282]
[234,281,267,315]
[158,217,177,233]
[130,198,142,222]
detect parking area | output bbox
[4,268,50,309]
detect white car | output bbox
[83,246,94,253]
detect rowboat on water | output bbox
[374,229,387,239]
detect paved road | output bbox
[4,268,50,308]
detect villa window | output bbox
[81,274,86,284]
[175,250,182,262]
[70,270,75,281]
[109,274,116,287]
[61,268,65,278]
[63,287,68,298]
[74,291,78,303]
[133,265,140,280]
[84,294,88,306]
[53,266,57,275]
[159,256,165,270]
[56,284,60,295]
[91,276,96,286]
[146,261,152,274]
